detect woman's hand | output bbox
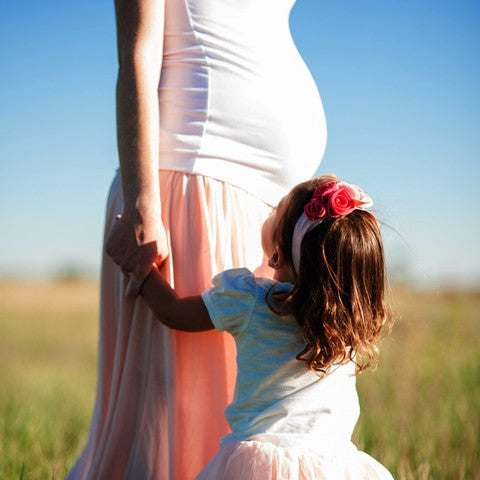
[106,205,169,298]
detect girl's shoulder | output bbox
[211,268,257,292]
[202,268,260,336]
[203,268,293,336]
[213,268,292,296]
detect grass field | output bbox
[0,280,479,479]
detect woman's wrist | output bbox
[120,202,161,228]
[121,176,160,215]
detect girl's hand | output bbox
[106,207,169,298]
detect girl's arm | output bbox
[140,266,214,332]
[105,0,168,298]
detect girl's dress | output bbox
[197,269,394,480]
[66,0,326,479]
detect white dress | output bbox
[198,269,394,479]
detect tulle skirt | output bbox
[65,170,273,480]
[195,440,394,480]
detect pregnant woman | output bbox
[66,0,326,478]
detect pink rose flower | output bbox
[304,181,336,220]
[326,186,357,217]
[312,181,338,199]
[304,196,327,220]
[303,181,372,220]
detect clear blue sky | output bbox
[1,0,479,287]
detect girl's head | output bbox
[262,175,387,376]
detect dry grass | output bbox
[0,280,479,479]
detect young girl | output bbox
[140,175,394,479]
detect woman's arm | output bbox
[105,0,168,297]
[141,266,214,332]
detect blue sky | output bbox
[1,0,479,287]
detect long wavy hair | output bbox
[270,176,387,376]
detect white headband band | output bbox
[291,213,323,274]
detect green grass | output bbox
[0,281,98,480]
[0,280,479,479]
[354,287,480,479]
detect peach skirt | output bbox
[66,170,272,480]
[195,440,394,480]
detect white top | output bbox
[201,269,360,453]
[158,0,327,205]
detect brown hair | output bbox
[271,176,387,376]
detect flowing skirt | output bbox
[195,440,394,480]
[66,170,273,480]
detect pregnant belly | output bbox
[158,51,326,203]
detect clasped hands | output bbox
[105,213,169,298]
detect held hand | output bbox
[105,210,169,298]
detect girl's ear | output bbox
[268,245,296,282]
[268,245,287,270]
[267,249,279,269]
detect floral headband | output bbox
[291,180,373,274]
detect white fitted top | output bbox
[202,269,360,453]
[158,0,327,205]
